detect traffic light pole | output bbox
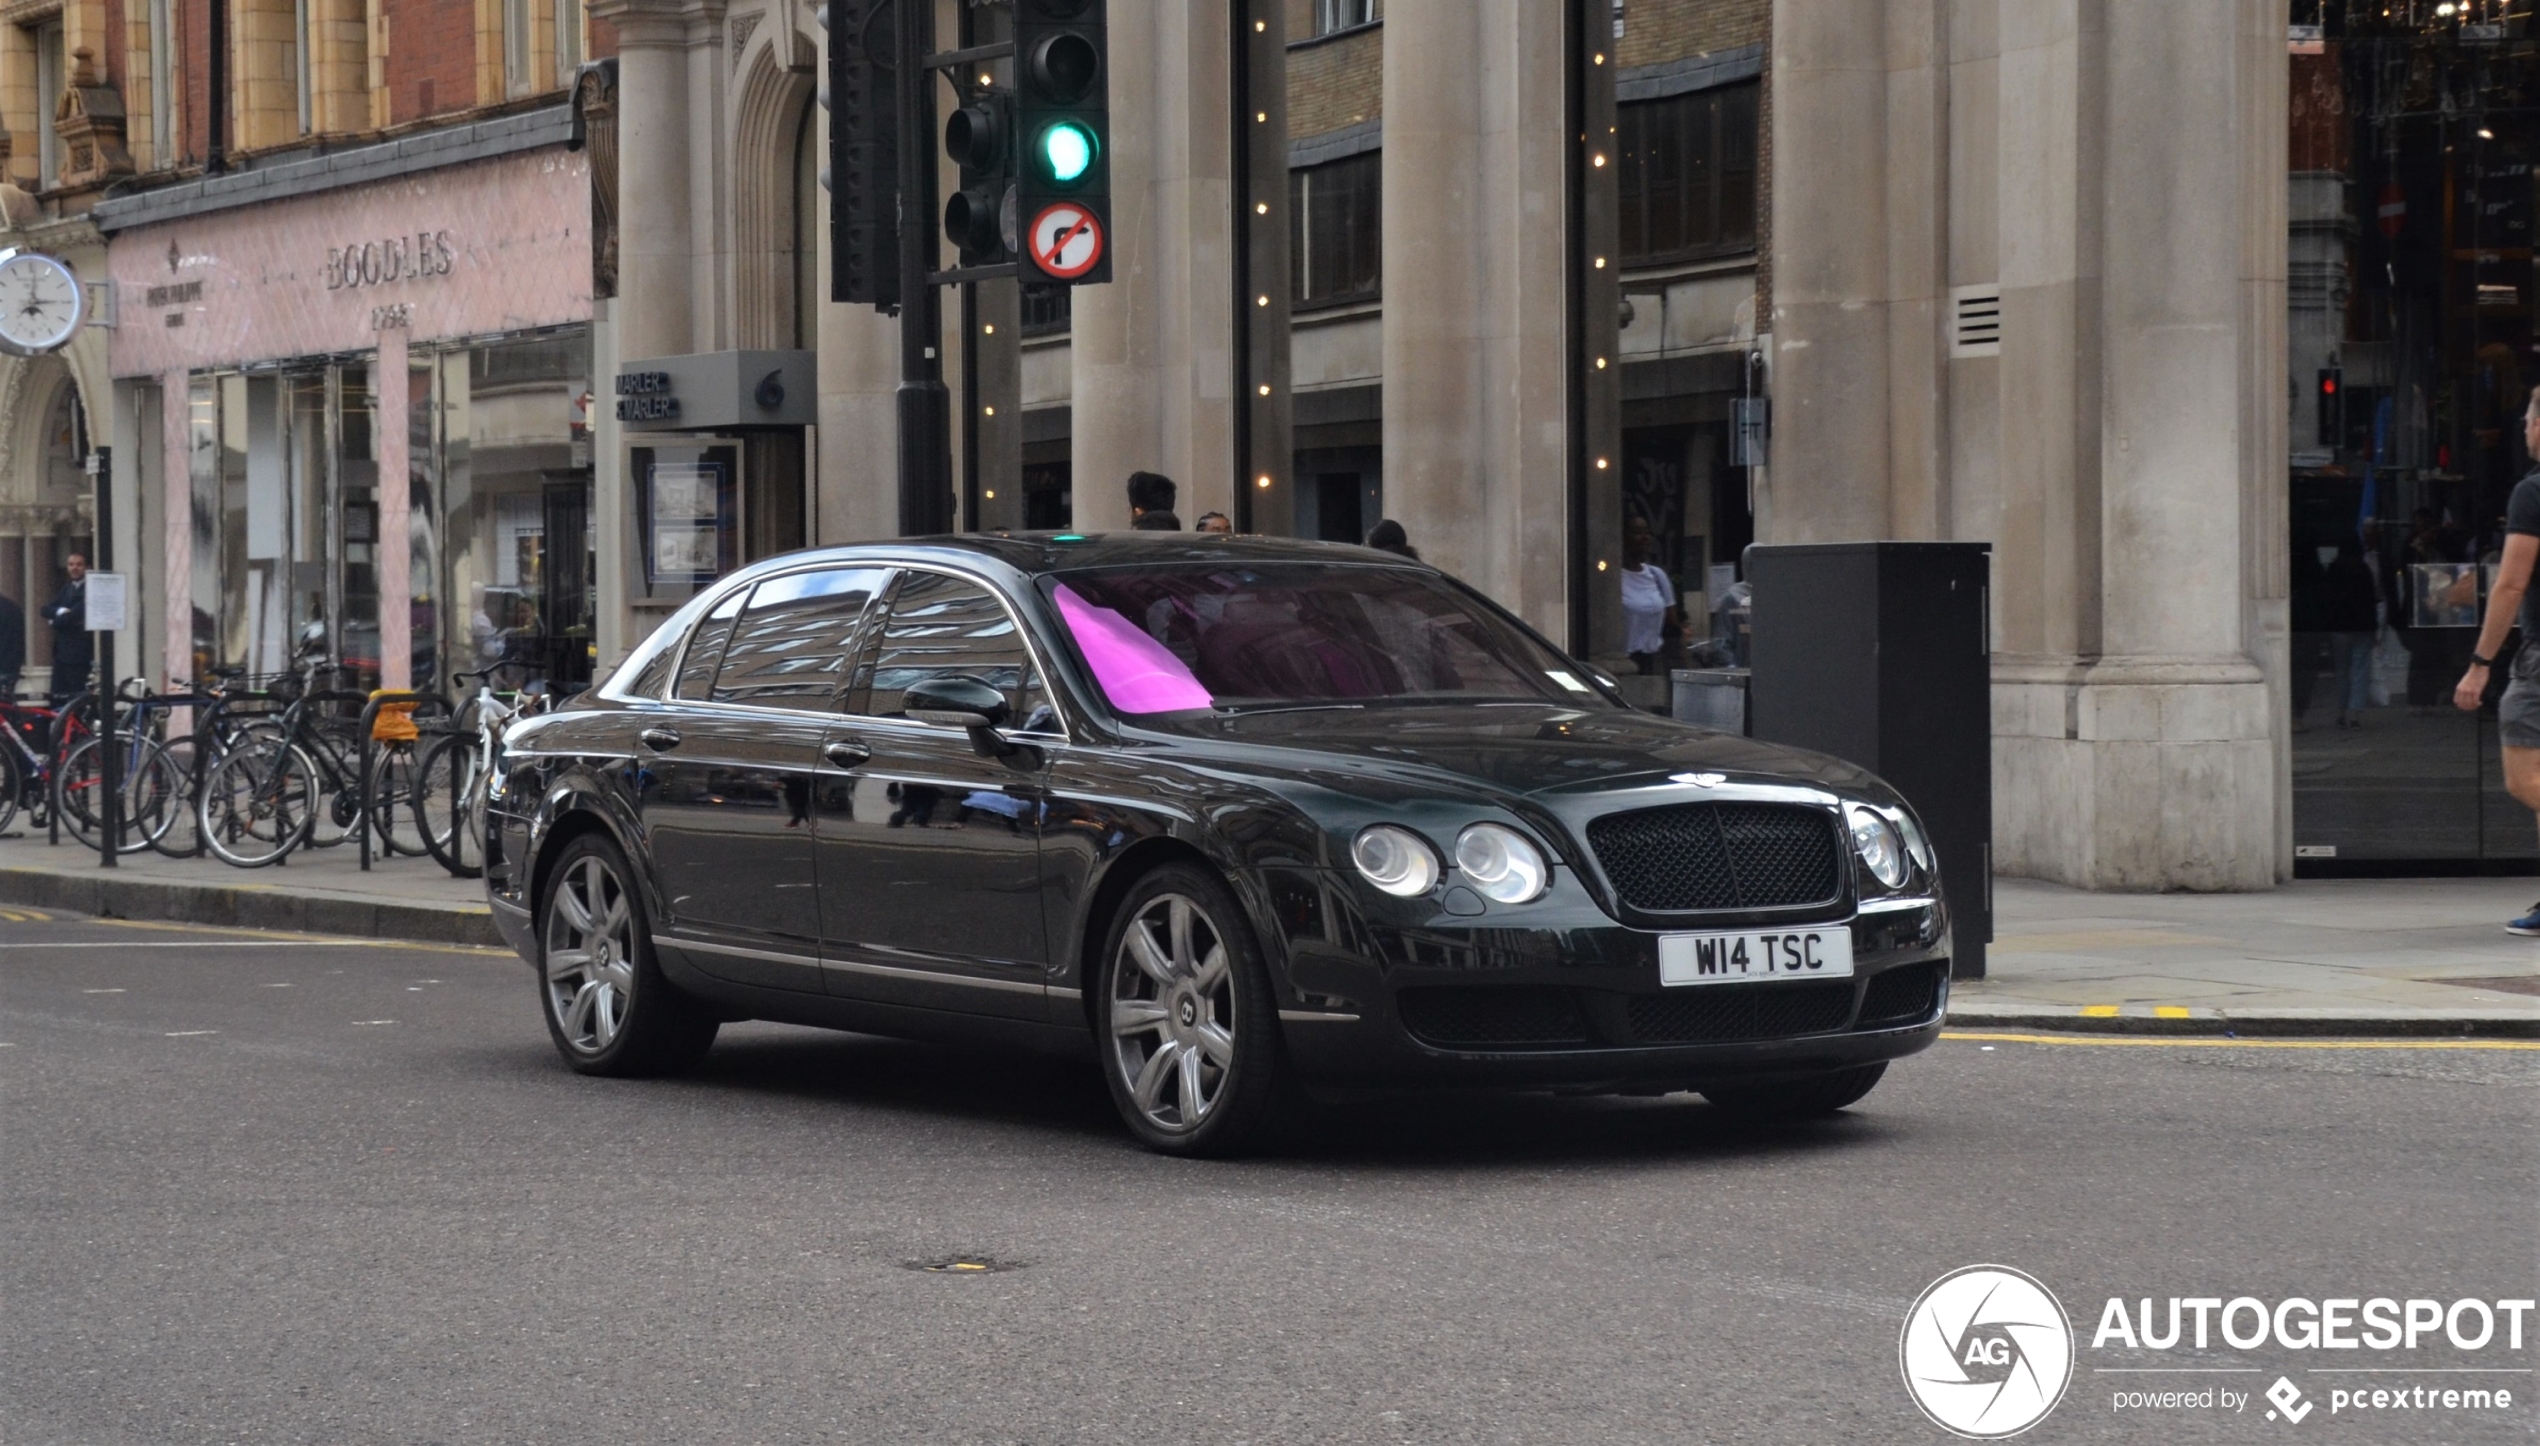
[895,0,953,536]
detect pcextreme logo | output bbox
[1900,1265,2077,1438]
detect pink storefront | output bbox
[101,121,595,693]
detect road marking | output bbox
[0,941,340,950]
[0,907,54,922]
[164,1030,218,1037]
[2080,1004,2121,1017]
[71,917,509,955]
[1943,1030,2540,1052]
[2153,1006,2193,1019]
[83,987,126,993]
[258,982,293,987]
[353,1020,397,1026]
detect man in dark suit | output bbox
[43,553,90,703]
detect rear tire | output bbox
[414,732,483,878]
[1094,863,1286,1157]
[1702,1062,1887,1121]
[537,833,717,1076]
[197,740,316,868]
[0,742,21,835]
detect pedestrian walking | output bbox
[1127,471,1181,531]
[42,553,90,704]
[0,587,22,699]
[2455,384,2540,934]
[2323,535,2379,728]
[1618,532,1680,676]
[1365,519,1418,559]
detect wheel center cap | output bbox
[596,940,613,966]
[1177,997,1198,1028]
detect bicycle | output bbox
[194,661,424,868]
[50,679,191,855]
[413,669,553,878]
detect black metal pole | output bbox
[895,0,952,535]
[1229,0,1254,535]
[206,0,228,172]
[93,446,116,868]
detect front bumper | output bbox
[1260,867,1949,1091]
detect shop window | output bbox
[1617,82,1757,266]
[1290,151,1381,309]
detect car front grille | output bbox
[1856,961,1946,1029]
[1624,979,1856,1044]
[1585,802,1843,913]
[1397,986,1590,1049]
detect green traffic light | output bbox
[1041,122,1095,184]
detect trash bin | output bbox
[1748,542,1992,980]
[1671,667,1748,733]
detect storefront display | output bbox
[2288,5,2540,868]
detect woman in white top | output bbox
[1619,533,1679,675]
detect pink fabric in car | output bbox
[1053,583,1216,713]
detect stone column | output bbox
[811,2,902,543]
[374,325,410,691]
[589,0,695,361]
[1379,0,1571,631]
[1070,0,1233,531]
[159,369,188,689]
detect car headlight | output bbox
[1847,804,1911,892]
[1352,824,1440,897]
[1455,823,1549,904]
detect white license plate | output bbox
[1658,927,1854,986]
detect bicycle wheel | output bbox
[149,735,207,858]
[414,732,483,878]
[365,742,425,856]
[0,741,21,836]
[198,740,317,868]
[51,735,177,855]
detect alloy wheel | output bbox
[1107,893,1238,1131]
[545,854,639,1054]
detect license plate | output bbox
[1658,927,1854,986]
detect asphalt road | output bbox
[4,909,2536,1446]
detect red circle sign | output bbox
[1028,203,1105,280]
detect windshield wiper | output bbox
[1213,701,1368,717]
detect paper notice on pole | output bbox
[86,572,128,632]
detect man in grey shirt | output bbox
[2456,384,2540,934]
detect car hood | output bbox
[1133,702,1881,804]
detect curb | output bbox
[0,864,505,951]
[1945,1006,2540,1040]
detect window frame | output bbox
[1311,0,1376,39]
[701,565,893,713]
[1615,80,1759,269]
[1290,150,1383,312]
[845,564,1074,742]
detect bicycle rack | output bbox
[356,690,453,872]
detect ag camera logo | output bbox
[1901,1265,2076,1438]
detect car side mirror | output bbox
[904,675,1016,758]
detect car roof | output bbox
[751,532,1426,578]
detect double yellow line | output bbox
[1945,1030,2540,1052]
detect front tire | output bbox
[1096,864,1285,1157]
[538,833,717,1076]
[1702,1062,1886,1121]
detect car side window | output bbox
[860,571,1053,730]
[708,568,892,710]
[672,586,748,700]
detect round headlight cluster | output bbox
[1847,804,1911,891]
[1455,823,1549,904]
[1352,825,1440,897]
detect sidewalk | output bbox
[1956,876,2540,1037]
[0,828,499,948]
[5,826,2537,1035]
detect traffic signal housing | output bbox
[943,93,1014,264]
[824,0,900,308]
[1013,0,1110,285]
[2316,367,2342,449]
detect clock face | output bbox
[0,252,86,356]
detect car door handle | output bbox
[822,739,872,769]
[639,726,683,751]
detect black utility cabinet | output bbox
[1747,542,1992,980]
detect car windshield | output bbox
[1043,563,1609,714]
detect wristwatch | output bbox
[2473,651,2498,668]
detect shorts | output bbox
[2501,648,2540,750]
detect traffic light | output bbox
[942,93,1013,264]
[2316,367,2342,449]
[1013,0,1110,285]
[823,0,900,309]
